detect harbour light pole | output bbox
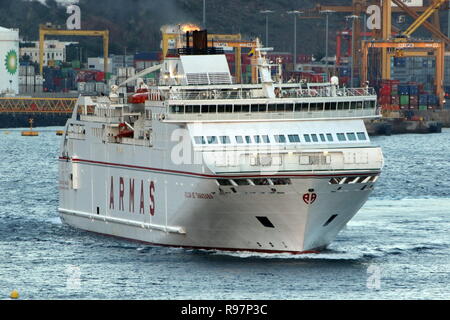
[203,0,206,29]
[260,10,274,46]
[320,10,335,75]
[346,14,360,88]
[287,10,303,72]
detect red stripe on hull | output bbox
[59,157,380,179]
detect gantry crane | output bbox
[362,0,450,108]
[39,25,109,77]
[300,0,448,77]
[207,36,259,84]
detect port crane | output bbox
[361,0,449,107]
[38,24,109,77]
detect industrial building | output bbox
[0,26,19,95]
[19,40,75,66]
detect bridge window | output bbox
[193,105,200,113]
[185,105,193,113]
[171,105,184,113]
[304,134,312,143]
[207,136,218,144]
[346,133,357,141]
[311,134,319,142]
[234,105,242,112]
[326,133,334,142]
[337,102,348,110]
[276,104,285,112]
[220,136,231,144]
[274,135,287,143]
[324,102,335,110]
[350,101,357,110]
[235,136,244,144]
[337,133,347,141]
[364,100,376,109]
[356,101,363,109]
[262,135,270,143]
[254,136,262,144]
[288,134,300,143]
[357,132,367,140]
[268,104,277,112]
[295,103,309,112]
[194,136,206,145]
[245,136,252,144]
[285,104,294,112]
[241,105,250,113]
[319,134,327,142]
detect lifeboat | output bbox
[128,88,150,104]
[115,123,134,138]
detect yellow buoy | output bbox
[21,118,39,137]
[22,131,39,137]
[56,130,64,136]
[10,290,19,299]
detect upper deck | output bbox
[151,84,380,123]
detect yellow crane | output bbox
[402,0,448,37]
[39,25,109,77]
[362,0,450,107]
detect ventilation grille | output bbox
[208,72,232,84]
[186,72,232,85]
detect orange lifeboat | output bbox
[128,88,150,104]
[116,123,134,138]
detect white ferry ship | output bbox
[58,30,384,254]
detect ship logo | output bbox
[303,193,317,205]
[4,50,18,75]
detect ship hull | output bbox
[59,158,377,254]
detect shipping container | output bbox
[398,85,410,95]
[399,95,409,105]
[409,85,419,95]
[391,95,400,105]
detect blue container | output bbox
[419,95,428,105]
[394,57,406,67]
[409,85,419,95]
[428,95,439,105]
[398,85,410,95]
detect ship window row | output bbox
[193,132,367,145]
[170,101,376,114]
[217,178,292,187]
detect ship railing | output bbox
[165,108,379,122]
[166,87,376,101]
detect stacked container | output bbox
[378,80,437,111]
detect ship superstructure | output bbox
[58,30,384,254]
